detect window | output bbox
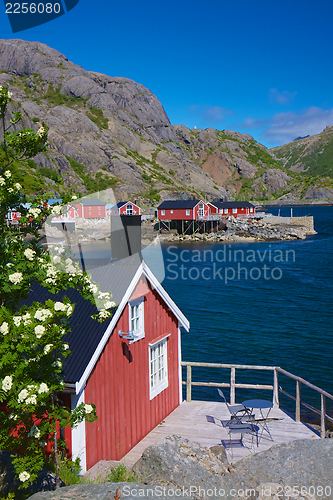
[149,338,168,399]
[128,298,144,341]
[126,204,134,215]
[170,210,173,214]
[250,208,253,213]
[219,209,223,214]
[161,210,165,216]
[186,209,190,216]
[232,208,237,214]
[198,203,204,217]
[224,208,228,214]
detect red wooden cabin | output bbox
[73,199,106,219]
[28,261,189,473]
[208,201,255,217]
[112,201,141,216]
[157,200,210,220]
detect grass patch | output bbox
[65,156,119,192]
[86,106,109,130]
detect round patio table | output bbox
[242,399,273,443]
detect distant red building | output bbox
[71,199,106,219]
[157,200,210,220]
[112,201,141,216]
[208,201,255,217]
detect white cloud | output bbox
[240,107,333,146]
[263,107,333,145]
[269,88,297,105]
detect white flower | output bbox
[85,404,93,414]
[99,309,110,319]
[65,264,76,274]
[54,301,66,312]
[8,188,13,193]
[23,313,31,325]
[66,305,73,317]
[18,389,29,402]
[13,316,22,327]
[2,376,12,392]
[9,272,23,284]
[9,414,18,420]
[19,471,30,483]
[98,292,109,300]
[28,207,41,218]
[104,301,116,310]
[45,278,56,284]
[44,344,53,355]
[89,284,98,295]
[38,383,49,394]
[36,126,46,137]
[52,359,62,368]
[28,425,40,438]
[24,248,35,261]
[0,322,9,335]
[8,91,12,98]
[51,205,61,215]
[0,177,5,186]
[15,183,22,190]
[26,394,37,405]
[53,256,61,264]
[34,309,52,321]
[63,343,69,350]
[72,195,77,200]
[35,325,45,339]
[4,170,11,178]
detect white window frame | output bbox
[126,204,134,215]
[161,210,165,216]
[128,297,145,342]
[224,208,228,214]
[149,337,169,400]
[250,208,253,213]
[170,210,173,214]
[219,209,223,214]
[232,208,237,214]
[186,209,190,216]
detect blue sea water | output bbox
[161,205,333,419]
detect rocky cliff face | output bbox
[1,39,333,204]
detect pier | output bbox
[123,362,332,465]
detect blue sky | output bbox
[1,0,333,147]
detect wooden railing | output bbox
[181,361,333,438]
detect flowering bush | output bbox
[0,86,112,491]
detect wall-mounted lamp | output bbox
[118,330,135,342]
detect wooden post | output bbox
[295,380,301,422]
[230,367,235,405]
[186,365,192,402]
[273,369,279,408]
[321,394,326,438]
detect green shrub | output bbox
[107,464,137,483]
[32,116,40,123]
[87,106,109,129]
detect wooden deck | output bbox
[122,400,320,465]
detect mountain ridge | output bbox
[1,39,333,204]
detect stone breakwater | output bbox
[160,216,316,243]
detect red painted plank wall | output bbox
[84,281,180,469]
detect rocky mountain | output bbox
[270,125,333,199]
[1,39,333,204]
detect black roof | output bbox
[79,198,106,206]
[157,200,201,210]
[22,256,142,384]
[209,201,255,209]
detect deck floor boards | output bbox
[123,400,319,465]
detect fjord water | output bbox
[161,206,333,418]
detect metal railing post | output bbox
[186,365,192,402]
[273,368,279,408]
[230,367,235,405]
[295,380,301,422]
[321,394,326,438]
